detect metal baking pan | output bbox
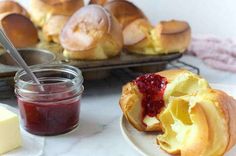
[0,45,182,77]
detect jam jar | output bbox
[14,64,84,136]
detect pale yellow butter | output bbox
[0,106,22,155]
[143,115,160,127]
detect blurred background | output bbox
[19,0,236,38]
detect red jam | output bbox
[17,84,81,136]
[134,73,167,118]
[15,64,83,136]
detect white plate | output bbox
[120,83,236,156]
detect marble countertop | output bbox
[1,55,236,156]
[0,0,235,155]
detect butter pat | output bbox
[0,106,22,154]
[143,115,160,127]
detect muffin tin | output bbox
[0,46,182,77]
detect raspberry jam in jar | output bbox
[14,64,84,136]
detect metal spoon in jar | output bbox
[0,29,43,91]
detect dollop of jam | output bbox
[134,73,167,117]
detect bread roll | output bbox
[125,20,191,55]
[0,13,38,48]
[42,15,69,43]
[104,0,147,29]
[89,0,109,5]
[154,20,191,53]
[119,69,236,155]
[0,0,28,17]
[105,1,191,54]
[60,5,123,60]
[0,1,38,48]
[122,18,151,46]
[30,0,84,27]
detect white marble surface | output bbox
[1,55,236,156]
[1,0,236,155]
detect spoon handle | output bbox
[0,29,41,85]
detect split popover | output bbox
[119,69,236,155]
[60,5,123,60]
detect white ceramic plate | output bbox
[120,83,236,156]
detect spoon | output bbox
[0,29,43,90]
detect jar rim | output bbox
[14,64,83,88]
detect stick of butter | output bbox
[0,106,22,154]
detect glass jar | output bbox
[14,64,84,136]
